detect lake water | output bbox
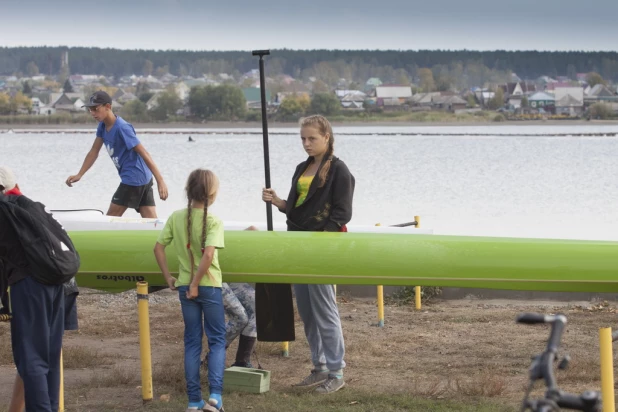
[2,124,618,241]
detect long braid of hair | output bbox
[186,197,195,283]
[201,203,216,283]
[318,139,335,188]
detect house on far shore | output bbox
[242,87,272,109]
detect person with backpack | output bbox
[0,167,80,412]
[0,166,80,412]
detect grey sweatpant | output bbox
[294,284,345,373]
[222,283,257,346]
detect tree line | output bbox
[2,47,618,83]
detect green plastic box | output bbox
[223,367,271,394]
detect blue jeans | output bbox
[178,286,226,402]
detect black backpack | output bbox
[0,194,80,285]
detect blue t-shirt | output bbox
[97,116,153,186]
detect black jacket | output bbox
[0,200,29,306]
[280,156,355,232]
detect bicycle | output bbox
[517,313,602,412]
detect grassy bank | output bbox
[0,110,574,126]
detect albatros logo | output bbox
[106,144,121,169]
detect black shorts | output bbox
[111,178,155,212]
[65,293,78,331]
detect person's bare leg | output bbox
[8,374,25,412]
[139,206,157,218]
[106,203,128,217]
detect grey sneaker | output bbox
[293,369,329,387]
[315,376,345,394]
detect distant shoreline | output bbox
[2,119,618,131]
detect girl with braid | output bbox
[154,169,226,412]
[262,115,355,394]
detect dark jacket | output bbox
[0,201,29,308]
[256,156,355,342]
[280,156,355,232]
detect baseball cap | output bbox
[0,166,16,192]
[82,91,112,107]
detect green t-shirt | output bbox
[157,209,225,287]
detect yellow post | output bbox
[281,341,289,357]
[377,285,385,327]
[136,282,153,403]
[600,327,615,412]
[375,223,385,327]
[414,216,422,310]
[59,350,64,412]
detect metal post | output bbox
[600,327,615,412]
[414,215,422,310]
[281,341,289,357]
[137,281,153,403]
[59,350,64,412]
[375,223,385,327]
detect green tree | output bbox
[142,60,154,76]
[466,94,476,107]
[26,61,39,76]
[155,65,170,77]
[487,88,505,110]
[586,72,605,87]
[417,68,435,92]
[277,94,310,121]
[312,80,330,94]
[309,93,340,116]
[63,79,74,93]
[121,100,149,122]
[521,96,529,108]
[394,69,410,85]
[588,102,613,119]
[0,93,11,115]
[22,81,32,96]
[139,92,155,104]
[149,91,182,121]
[9,92,32,114]
[188,85,246,120]
[57,66,70,86]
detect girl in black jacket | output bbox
[262,115,354,394]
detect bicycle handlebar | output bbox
[517,313,602,412]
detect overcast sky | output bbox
[2,0,617,51]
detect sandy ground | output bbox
[0,289,615,411]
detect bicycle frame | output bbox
[517,313,601,412]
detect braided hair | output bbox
[185,169,219,283]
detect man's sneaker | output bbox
[315,376,345,394]
[293,369,329,387]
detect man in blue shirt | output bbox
[65,91,168,217]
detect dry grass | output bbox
[151,354,189,394]
[0,333,13,366]
[82,366,139,389]
[1,295,614,411]
[62,345,113,369]
[453,371,509,397]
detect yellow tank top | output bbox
[295,175,314,207]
